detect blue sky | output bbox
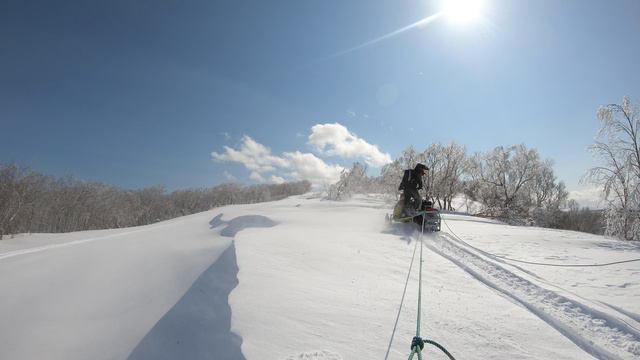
[1,0,639,195]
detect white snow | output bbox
[1,194,638,360]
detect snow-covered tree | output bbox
[587,96,640,240]
[327,162,368,200]
[421,143,466,210]
[379,146,425,200]
[526,159,568,226]
[466,144,565,223]
[467,145,536,213]
[336,143,566,227]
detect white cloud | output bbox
[347,110,356,117]
[249,171,265,183]
[307,123,392,167]
[283,151,344,186]
[270,175,286,184]
[222,171,236,181]
[212,135,289,173]
[212,135,344,187]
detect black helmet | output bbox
[415,163,429,173]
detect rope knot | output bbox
[411,336,425,350]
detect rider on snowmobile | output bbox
[398,163,429,215]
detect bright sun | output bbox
[442,0,486,24]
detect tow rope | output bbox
[387,213,456,360]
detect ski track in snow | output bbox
[0,228,149,260]
[426,232,640,360]
[603,303,640,324]
[283,350,343,360]
[0,215,202,261]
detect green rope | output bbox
[383,236,419,360]
[425,339,456,359]
[417,214,425,337]
[407,214,457,360]
[408,216,426,359]
[386,207,456,359]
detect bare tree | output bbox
[0,162,312,238]
[0,164,42,239]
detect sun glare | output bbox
[442,0,485,24]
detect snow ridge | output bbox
[126,243,244,360]
[425,232,640,360]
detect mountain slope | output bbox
[1,195,638,360]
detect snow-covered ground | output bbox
[1,195,638,360]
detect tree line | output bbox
[0,163,311,239]
[330,142,573,228]
[329,97,640,240]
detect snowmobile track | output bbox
[425,232,640,360]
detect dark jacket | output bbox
[398,169,423,191]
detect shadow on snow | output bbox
[128,214,277,360]
[127,243,244,360]
[220,215,277,237]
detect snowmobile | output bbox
[386,198,441,231]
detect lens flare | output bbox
[326,12,443,59]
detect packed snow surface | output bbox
[1,194,639,360]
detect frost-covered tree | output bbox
[379,159,403,197]
[466,144,565,223]
[337,142,565,227]
[467,145,538,213]
[587,96,640,240]
[421,143,466,210]
[375,143,466,208]
[527,159,568,226]
[379,146,425,199]
[327,162,368,200]
[399,146,420,169]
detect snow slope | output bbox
[1,195,638,360]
